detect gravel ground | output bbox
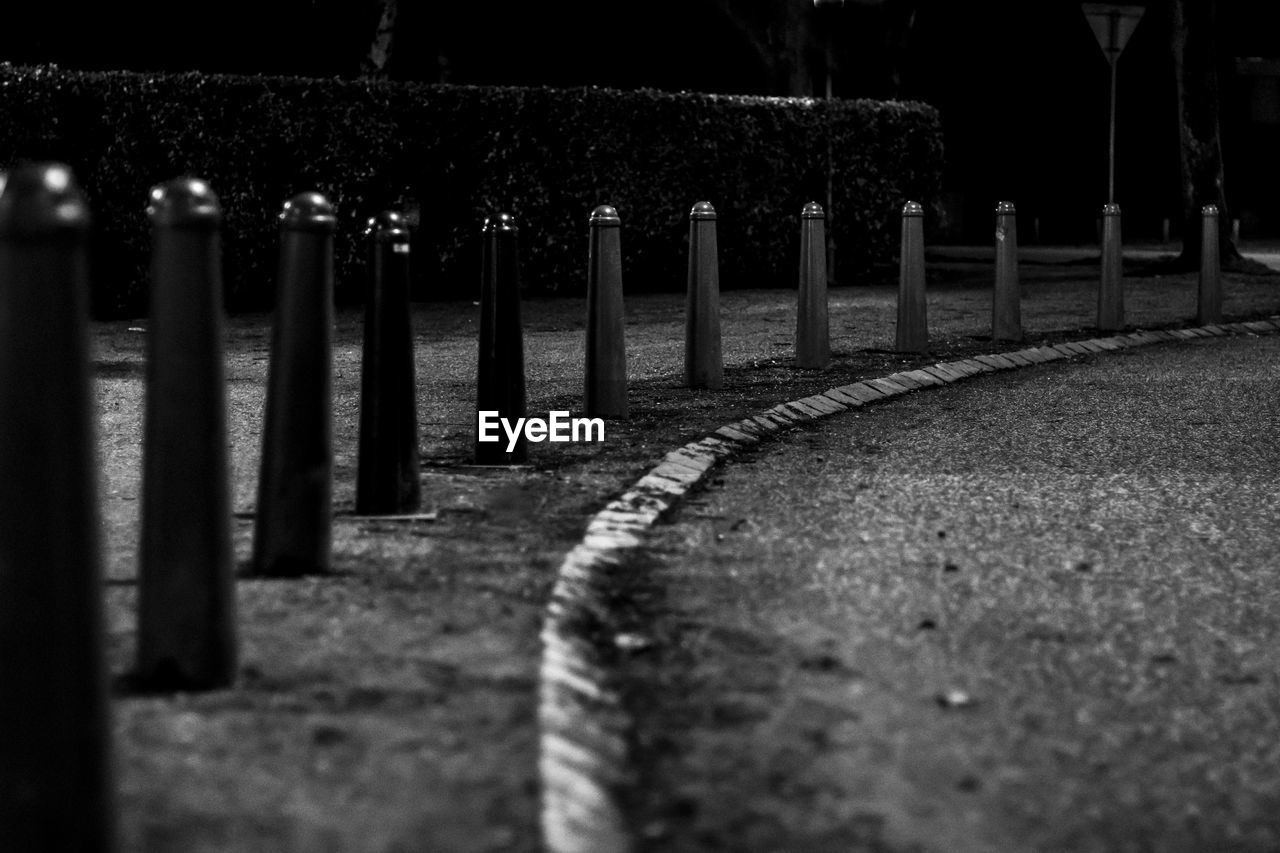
[80,256,1280,851]
[631,334,1280,852]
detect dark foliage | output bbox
[0,65,942,318]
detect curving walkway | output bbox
[537,318,1280,852]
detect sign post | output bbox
[1082,3,1145,203]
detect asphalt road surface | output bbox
[638,334,1280,852]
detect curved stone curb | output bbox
[536,317,1280,853]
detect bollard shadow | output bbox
[93,359,146,378]
[232,557,358,580]
[112,666,230,697]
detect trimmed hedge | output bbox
[0,64,943,318]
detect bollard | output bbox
[1198,204,1222,324]
[251,192,336,577]
[475,212,527,464]
[1162,217,1171,244]
[796,201,830,369]
[992,200,1022,342]
[0,163,116,850]
[1097,202,1124,332]
[685,201,723,389]
[584,204,628,418]
[137,178,237,689]
[896,200,928,353]
[357,211,421,514]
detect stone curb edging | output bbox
[536,317,1280,853]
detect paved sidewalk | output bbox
[629,333,1280,851]
[92,252,1280,851]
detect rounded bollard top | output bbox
[802,201,825,220]
[902,201,923,217]
[0,161,90,238]
[279,191,337,232]
[482,211,519,235]
[365,210,409,243]
[690,201,717,220]
[590,204,621,227]
[1201,204,1219,217]
[1102,202,1121,216]
[995,200,1016,215]
[147,177,221,228]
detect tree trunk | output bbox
[361,0,398,77]
[1171,0,1240,266]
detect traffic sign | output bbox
[1083,4,1146,203]
[1083,3,1145,62]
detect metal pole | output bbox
[1198,205,1222,324]
[0,162,116,851]
[252,192,336,577]
[1107,11,1119,204]
[1108,55,1118,204]
[796,201,829,368]
[993,201,1022,342]
[825,39,835,287]
[137,177,236,689]
[896,201,928,353]
[1098,203,1124,331]
[475,212,527,464]
[356,211,421,514]
[684,201,722,389]
[584,205,628,418]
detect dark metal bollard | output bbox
[357,211,421,514]
[137,178,237,689]
[796,201,830,369]
[0,163,116,851]
[685,201,723,389]
[1198,204,1222,324]
[475,212,527,464]
[993,200,1022,342]
[896,200,928,353]
[251,192,336,577]
[584,204,628,418]
[1098,203,1124,332]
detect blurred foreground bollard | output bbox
[252,192,336,576]
[137,178,236,688]
[896,201,928,353]
[1098,203,1124,332]
[992,200,1022,342]
[685,201,722,388]
[1198,204,1222,324]
[475,212,527,464]
[0,163,116,851]
[584,204,628,418]
[357,211,421,514]
[796,201,830,369]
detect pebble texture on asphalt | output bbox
[639,335,1280,852]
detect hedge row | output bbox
[0,64,944,318]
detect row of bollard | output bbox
[0,164,426,849]
[0,159,1234,847]
[980,199,1224,341]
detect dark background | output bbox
[4,1,1279,243]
